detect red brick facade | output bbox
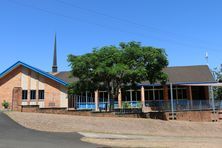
[0,66,22,109]
[0,66,68,109]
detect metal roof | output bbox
[52,71,79,83]
[0,61,68,86]
[54,65,216,86]
[140,65,216,86]
[178,82,222,86]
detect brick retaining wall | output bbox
[21,105,39,113]
[21,105,220,121]
[21,105,147,118]
[150,110,219,122]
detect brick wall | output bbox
[150,110,219,122]
[0,65,68,109]
[21,105,148,118]
[21,105,39,112]
[0,66,22,109]
[20,105,220,121]
[44,78,62,108]
[12,87,22,111]
[172,111,214,122]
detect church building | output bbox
[0,35,70,110]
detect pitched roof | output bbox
[55,65,215,86]
[0,61,68,86]
[52,71,79,83]
[140,65,216,85]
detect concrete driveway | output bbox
[0,112,101,148]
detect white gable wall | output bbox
[60,85,68,108]
[20,67,68,108]
[39,76,45,90]
[21,67,29,89]
[30,71,37,90]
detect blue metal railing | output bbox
[72,94,222,111]
[145,99,222,111]
[76,101,141,110]
[77,102,95,109]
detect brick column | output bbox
[141,86,145,107]
[175,86,178,101]
[94,90,99,111]
[163,85,169,101]
[187,86,192,101]
[204,86,209,100]
[118,89,122,108]
[12,87,22,111]
[27,70,31,105]
[36,74,39,105]
[187,86,193,107]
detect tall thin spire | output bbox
[205,51,209,66]
[52,33,58,73]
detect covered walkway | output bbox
[68,82,222,112]
[68,65,220,112]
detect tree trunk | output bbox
[107,92,110,111]
[109,82,117,111]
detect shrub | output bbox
[2,100,9,109]
[122,102,130,109]
[137,101,142,108]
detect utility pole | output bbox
[170,83,174,120]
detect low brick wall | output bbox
[20,105,147,118]
[150,112,168,120]
[173,111,217,122]
[21,105,39,113]
[150,110,219,122]
[38,108,67,114]
[21,105,218,121]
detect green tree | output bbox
[68,41,168,111]
[213,67,222,100]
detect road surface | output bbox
[0,112,101,148]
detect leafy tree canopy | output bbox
[213,67,222,100]
[68,41,169,109]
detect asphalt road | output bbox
[0,112,101,148]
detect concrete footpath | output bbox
[79,131,222,142]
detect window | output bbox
[146,89,163,100]
[168,87,187,100]
[177,88,187,99]
[22,90,28,100]
[132,90,141,101]
[30,90,36,100]
[147,90,154,100]
[38,90,45,100]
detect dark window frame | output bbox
[30,90,36,100]
[38,90,45,100]
[22,90,28,100]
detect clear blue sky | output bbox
[0,0,222,72]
